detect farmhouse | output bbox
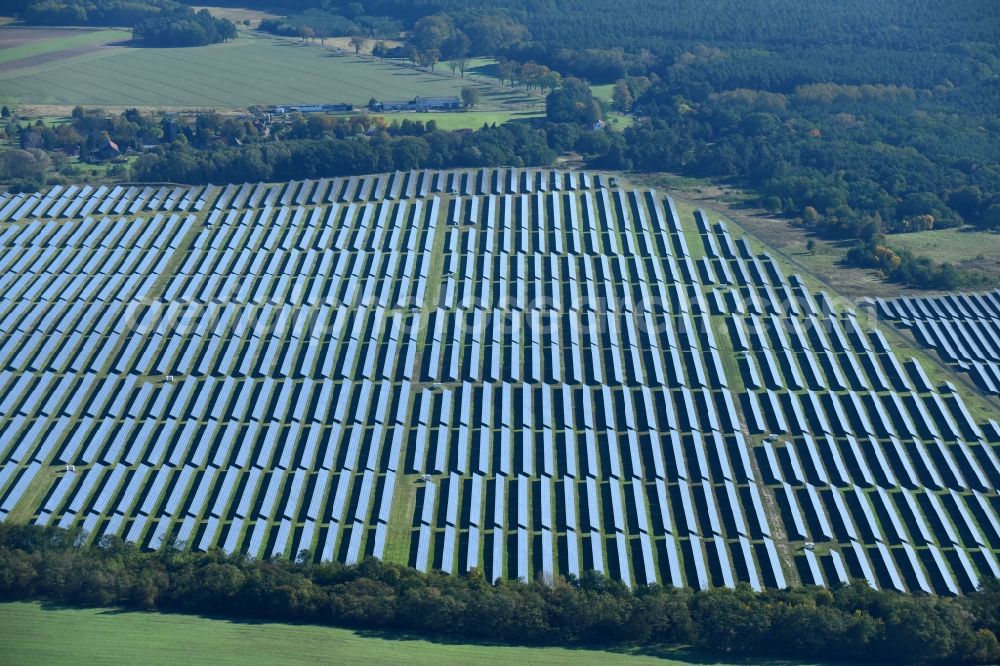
[371,96,462,112]
[95,137,120,160]
[271,103,354,115]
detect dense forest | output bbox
[0,0,168,25]
[208,0,999,80]
[257,9,402,41]
[1,524,999,664]
[132,6,236,46]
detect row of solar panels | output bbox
[0,374,751,470]
[201,188,682,252]
[771,466,1000,551]
[781,482,997,594]
[0,214,189,254]
[163,257,704,320]
[878,293,1000,396]
[0,268,163,315]
[396,466,1000,594]
[742,384,993,448]
[178,224,685,285]
[878,290,1000,323]
[209,169,608,212]
[10,409,995,506]
[0,226,187,304]
[761,430,1000,493]
[738,337,901,395]
[412,472,784,590]
[404,401,748,480]
[28,458,397,564]
[0,418,762,509]
[32,301,733,389]
[13,445,788,589]
[911,318,1000,367]
[0,184,210,223]
[123,300,718,357]
[443,188,683,234]
[0,166,618,229]
[203,197,440,253]
[183,205,694,275]
[687,263,845,326]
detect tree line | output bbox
[130,122,556,184]
[3,107,583,189]
[0,523,998,664]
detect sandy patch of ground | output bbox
[0,26,99,49]
[319,36,403,56]
[191,6,282,28]
[0,41,125,72]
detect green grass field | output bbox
[0,602,762,666]
[0,34,529,110]
[587,83,635,128]
[373,109,543,130]
[886,227,1000,262]
[591,83,615,102]
[0,28,129,65]
[886,227,1000,283]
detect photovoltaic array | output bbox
[0,170,997,594]
[877,291,1000,397]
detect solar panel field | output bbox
[877,291,1000,397]
[0,169,998,596]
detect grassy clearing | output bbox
[0,601,762,666]
[0,34,527,110]
[191,6,283,27]
[605,114,635,130]
[591,83,615,102]
[887,227,1000,284]
[463,58,499,79]
[887,227,1000,264]
[0,28,128,65]
[373,109,543,130]
[589,84,635,127]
